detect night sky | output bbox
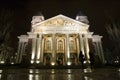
[0,0,120,49]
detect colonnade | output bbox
[16,33,105,65]
[92,35,105,63]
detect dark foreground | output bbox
[0,68,120,80]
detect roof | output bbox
[32,14,89,27]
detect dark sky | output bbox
[0,0,120,49]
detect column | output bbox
[40,37,44,63]
[16,42,22,63]
[76,37,80,63]
[96,42,101,60]
[92,35,105,64]
[31,38,37,63]
[19,42,28,63]
[66,34,71,65]
[99,41,105,63]
[79,34,85,55]
[16,35,28,63]
[36,34,42,63]
[51,34,56,65]
[18,42,25,63]
[93,43,98,56]
[84,34,90,63]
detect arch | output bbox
[44,38,52,52]
[57,38,65,53]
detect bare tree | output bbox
[0,8,14,64]
[106,21,120,63]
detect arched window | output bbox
[69,40,75,51]
[46,40,51,51]
[58,40,63,51]
[69,39,76,52]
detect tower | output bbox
[31,12,44,25]
[76,11,89,24]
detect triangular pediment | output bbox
[33,14,89,28]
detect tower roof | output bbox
[34,12,43,16]
[76,11,86,16]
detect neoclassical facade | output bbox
[15,14,105,66]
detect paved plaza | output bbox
[0,68,120,80]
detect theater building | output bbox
[15,13,105,66]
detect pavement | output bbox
[0,67,120,80]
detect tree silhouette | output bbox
[106,20,120,63]
[0,8,14,64]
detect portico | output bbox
[15,14,105,66]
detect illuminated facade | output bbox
[15,14,105,65]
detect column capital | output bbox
[84,32,94,38]
[27,32,37,38]
[18,35,28,42]
[92,35,103,42]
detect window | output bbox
[58,40,63,51]
[46,40,51,51]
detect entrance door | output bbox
[57,53,64,65]
[56,38,65,65]
[44,53,51,65]
[71,53,77,65]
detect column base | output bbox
[83,60,91,69]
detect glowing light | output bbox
[51,69,55,74]
[35,75,39,80]
[51,62,55,66]
[67,69,72,73]
[36,61,40,63]
[118,68,120,72]
[29,74,33,80]
[67,61,71,66]
[0,75,1,80]
[84,68,92,73]
[31,51,35,60]
[0,61,4,64]
[35,70,39,73]
[31,60,34,64]
[114,60,119,63]
[29,69,33,73]
[0,70,2,73]
[67,74,72,80]
[84,61,90,64]
[11,62,14,64]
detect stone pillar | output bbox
[36,34,42,63]
[84,34,90,64]
[84,32,93,63]
[96,42,101,60]
[19,42,25,63]
[65,34,71,65]
[40,37,44,64]
[16,35,28,63]
[16,42,22,63]
[79,34,85,55]
[28,32,37,64]
[92,35,105,64]
[51,34,56,65]
[31,38,37,63]
[83,33,92,72]
[99,41,105,63]
[76,36,80,63]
